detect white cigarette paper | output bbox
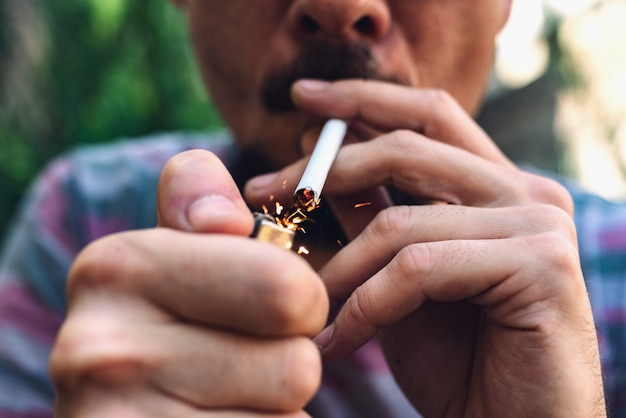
[295,119,347,202]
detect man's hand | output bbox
[50,150,329,417]
[246,79,606,417]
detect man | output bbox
[0,0,617,416]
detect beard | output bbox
[261,40,404,113]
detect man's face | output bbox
[175,0,512,168]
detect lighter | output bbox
[252,212,295,250]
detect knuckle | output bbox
[380,131,421,184]
[50,320,150,391]
[355,78,373,91]
[278,338,322,408]
[67,232,154,298]
[525,231,579,276]
[422,89,458,134]
[385,129,419,151]
[530,204,577,242]
[426,88,456,110]
[345,287,375,326]
[260,264,328,335]
[524,173,574,215]
[395,243,437,282]
[370,206,414,241]
[67,235,129,295]
[517,231,586,308]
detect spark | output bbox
[354,202,373,209]
[297,246,310,255]
[261,199,313,234]
[275,202,284,216]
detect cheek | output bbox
[190,20,248,89]
[187,4,265,94]
[392,2,499,111]
[445,9,502,111]
[188,4,291,106]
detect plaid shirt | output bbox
[0,133,624,417]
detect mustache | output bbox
[261,41,402,113]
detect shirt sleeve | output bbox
[569,184,626,417]
[0,157,75,417]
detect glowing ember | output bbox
[293,188,319,212]
[297,246,310,255]
[354,202,373,209]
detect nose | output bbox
[288,0,391,42]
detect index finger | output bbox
[292,79,513,167]
[68,228,329,337]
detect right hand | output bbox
[50,150,329,417]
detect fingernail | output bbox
[247,173,277,192]
[187,195,239,228]
[313,324,334,351]
[296,79,330,93]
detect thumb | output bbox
[157,150,254,235]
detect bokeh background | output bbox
[0,0,222,237]
[1,0,625,238]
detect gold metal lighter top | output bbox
[251,213,295,250]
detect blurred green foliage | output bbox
[0,0,222,236]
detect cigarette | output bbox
[294,119,347,210]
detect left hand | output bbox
[245,79,604,417]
